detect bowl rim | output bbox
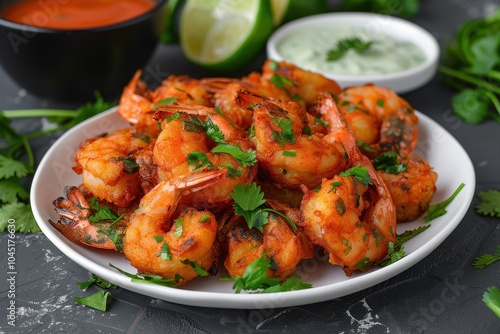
[0,0,168,32]
[266,11,440,83]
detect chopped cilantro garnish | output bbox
[221,253,311,293]
[339,164,373,185]
[373,151,407,174]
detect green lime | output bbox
[161,0,183,43]
[179,0,274,72]
[271,0,328,27]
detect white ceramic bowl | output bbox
[266,12,439,93]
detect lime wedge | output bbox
[180,0,274,72]
[271,0,328,27]
[161,0,182,43]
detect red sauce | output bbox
[1,0,156,29]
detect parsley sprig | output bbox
[0,93,114,233]
[339,164,373,185]
[109,263,181,287]
[423,183,465,222]
[475,189,500,217]
[221,253,311,293]
[186,116,257,167]
[230,182,297,232]
[378,225,431,267]
[473,245,500,269]
[326,37,373,62]
[75,273,117,312]
[372,151,407,174]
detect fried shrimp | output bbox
[118,70,210,124]
[223,200,314,280]
[123,170,224,285]
[300,98,397,276]
[259,60,342,107]
[51,186,130,250]
[73,128,151,208]
[151,104,258,209]
[240,90,350,189]
[337,84,419,157]
[377,156,438,222]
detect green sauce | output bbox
[277,25,426,76]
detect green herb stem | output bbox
[2,109,76,119]
[438,65,500,95]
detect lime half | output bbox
[180,0,274,72]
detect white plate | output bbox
[267,12,440,93]
[31,107,475,309]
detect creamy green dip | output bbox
[277,24,426,76]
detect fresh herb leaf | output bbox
[0,202,40,232]
[109,263,181,287]
[473,245,500,269]
[483,286,500,318]
[0,93,114,233]
[87,198,123,223]
[476,189,500,217]
[154,96,178,109]
[211,143,257,167]
[326,37,373,61]
[270,115,295,147]
[75,290,112,312]
[160,241,172,260]
[378,241,406,267]
[373,151,407,174]
[174,218,183,238]
[117,157,139,174]
[439,8,500,124]
[378,224,430,267]
[187,151,215,170]
[76,274,117,290]
[230,182,297,232]
[424,183,465,222]
[339,164,373,185]
[221,253,311,293]
[180,259,209,276]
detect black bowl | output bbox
[0,0,168,102]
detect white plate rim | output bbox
[31,107,475,309]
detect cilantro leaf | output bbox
[0,178,29,203]
[424,183,465,222]
[109,263,181,287]
[483,286,500,318]
[75,290,112,312]
[378,224,430,267]
[76,274,117,290]
[372,151,407,174]
[187,151,215,170]
[0,202,41,233]
[270,115,295,147]
[339,164,373,185]
[476,189,500,217]
[230,182,297,232]
[211,143,257,167]
[0,155,31,178]
[326,37,373,61]
[473,245,500,269]
[222,253,310,294]
[180,259,209,276]
[262,274,312,293]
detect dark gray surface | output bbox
[1,1,500,333]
